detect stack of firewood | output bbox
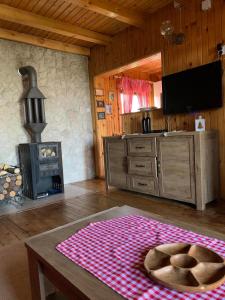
[0,164,22,201]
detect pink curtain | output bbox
[117,76,151,113]
[117,77,133,113]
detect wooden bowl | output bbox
[144,243,225,293]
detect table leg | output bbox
[27,248,47,300]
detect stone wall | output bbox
[0,39,95,183]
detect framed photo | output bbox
[105,104,112,115]
[95,88,104,96]
[96,100,105,107]
[109,91,115,101]
[97,112,105,120]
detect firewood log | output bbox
[11,186,20,193]
[3,190,7,195]
[2,164,10,171]
[5,167,20,174]
[5,177,11,183]
[16,175,22,181]
[9,191,16,197]
[0,170,7,176]
[0,194,5,200]
[15,180,22,186]
[3,182,9,189]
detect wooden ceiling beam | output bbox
[0,27,90,56]
[68,0,146,28]
[0,4,111,45]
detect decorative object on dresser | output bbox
[195,115,206,132]
[139,107,160,134]
[18,66,64,200]
[104,131,219,210]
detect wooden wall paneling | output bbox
[104,76,121,136]
[93,76,122,177]
[194,0,203,67]
[90,0,225,199]
[211,0,221,132]
[120,110,166,134]
[93,77,106,177]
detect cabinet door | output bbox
[105,139,128,188]
[157,136,196,203]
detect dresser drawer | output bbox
[128,156,157,177]
[129,175,159,195]
[127,138,156,156]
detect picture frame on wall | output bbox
[96,100,105,107]
[105,104,112,115]
[109,91,115,101]
[97,112,105,120]
[95,88,104,96]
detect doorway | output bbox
[93,52,163,178]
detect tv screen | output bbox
[162,61,223,115]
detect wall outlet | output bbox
[201,0,212,11]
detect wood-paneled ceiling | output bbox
[0,0,173,56]
[114,52,162,80]
[126,52,162,74]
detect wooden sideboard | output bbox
[103,131,219,210]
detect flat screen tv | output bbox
[162,61,223,115]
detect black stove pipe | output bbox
[18,65,47,143]
[18,66,38,88]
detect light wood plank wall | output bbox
[90,0,225,197]
[94,76,121,177]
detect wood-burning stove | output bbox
[19,142,64,199]
[18,66,64,199]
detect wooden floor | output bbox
[1,179,225,249]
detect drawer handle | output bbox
[138,182,147,186]
[135,164,145,168]
[135,146,145,149]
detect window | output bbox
[118,77,152,114]
[120,93,141,114]
[131,94,140,113]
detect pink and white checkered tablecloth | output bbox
[56,215,225,300]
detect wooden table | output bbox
[25,205,225,300]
